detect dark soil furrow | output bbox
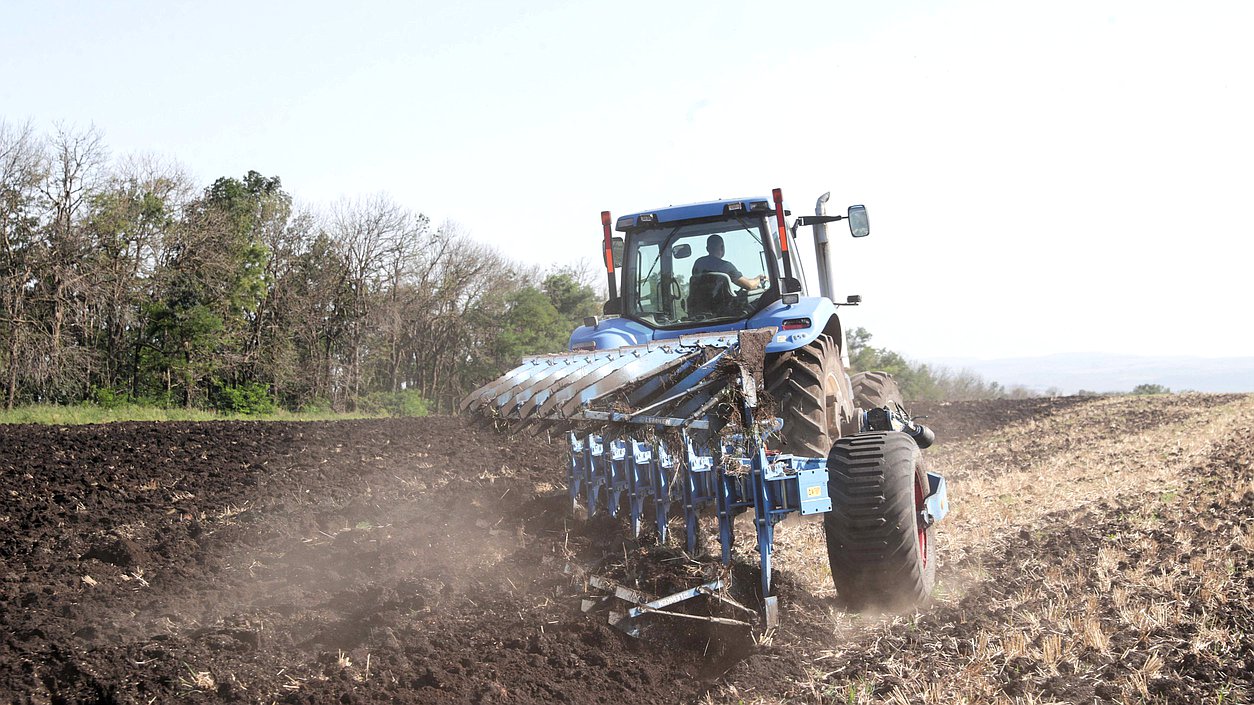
[3,395,1251,704]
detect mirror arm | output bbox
[794,215,846,226]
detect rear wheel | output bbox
[850,370,905,412]
[764,334,854,457]
[823,431,935,611]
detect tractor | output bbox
[463,188,947,627]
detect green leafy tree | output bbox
[84,165,186,397]
[1131,383,1171,395]
[143,171,286,406]
[847,326,932,397]
[199,170,286,319]
[542,269,599,325]
[144,299,223,406]
[495,286,568,362]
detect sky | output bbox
[3,0,1251,360]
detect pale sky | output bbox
[3,0,1251,359]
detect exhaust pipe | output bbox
[813,192,834,301]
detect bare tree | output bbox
[0,121,46,409]
[32,124,107,400]
[372,211,433,393]
[327,194,419,407]
[404,221,519,411]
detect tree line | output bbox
[0,121,597,414]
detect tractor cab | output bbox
[611,198,808,330]
[576,189,868,353]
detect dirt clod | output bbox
[82,536,149,569]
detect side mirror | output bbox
[672,243,691,259]
[847,205,869,238]
[602,296,621,315]
[611,237,625,267]
[846,294,861,304]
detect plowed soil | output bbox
[2,393,1252,704]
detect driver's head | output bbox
[706,234,725,258]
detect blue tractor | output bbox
[463,188,947,625]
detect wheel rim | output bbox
[914,475,928,569]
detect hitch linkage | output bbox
[863,405,935,449]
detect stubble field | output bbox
[1,393,1250,704]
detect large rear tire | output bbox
[764,334,854,457]
[823,431,935,611]
[850,370,905,412]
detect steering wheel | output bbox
[743,276,769,301]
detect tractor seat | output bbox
[688,271,735,317]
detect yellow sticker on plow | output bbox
[806,486,822,498]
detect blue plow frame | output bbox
[569,427,832,623]
[465,327,947,628]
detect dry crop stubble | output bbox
[3,396,1249,703]
[704,393,1254,704]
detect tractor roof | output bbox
[615,197,772,231]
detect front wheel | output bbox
[823,431,935,611]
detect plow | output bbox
[463,188,949,632]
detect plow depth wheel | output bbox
[823,431,935,611]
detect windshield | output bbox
[623,217,776,328]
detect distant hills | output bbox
[922,353,1254,395]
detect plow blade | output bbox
[461,331,752,430]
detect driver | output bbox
[692,234,765,290]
